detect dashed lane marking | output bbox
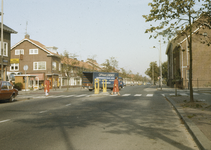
[146,94,153,97]
[0,119,10,124]
[66,103,72,106]
[39,110,48,113]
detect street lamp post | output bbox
[0,0,4,81]
[153,35,162,90]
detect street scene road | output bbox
[0,85,200,150]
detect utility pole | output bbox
[159,35,162,90]
[1,0,4,81]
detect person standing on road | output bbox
[111,76,120,96]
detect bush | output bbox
[14,82,23,91]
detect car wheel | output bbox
[9,94,15,102]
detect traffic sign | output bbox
[23,65,28,71]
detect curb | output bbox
[166,96,211,150]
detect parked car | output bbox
[0,81,18,102]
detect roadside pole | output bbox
[1,0,4,81]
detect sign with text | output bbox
[10,58,19,64]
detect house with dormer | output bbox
[8,34,62,89]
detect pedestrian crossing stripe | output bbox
[134,94,142,96]
[179,93,188,96]
[18,92,204,99]
[122,94,131,96]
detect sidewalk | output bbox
[18,87,84,95]
[16,87,85,101]
[162,86,211,150]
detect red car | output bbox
[0,81,18,102]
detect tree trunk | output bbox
[67,76,69,91]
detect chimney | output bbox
[25,34,30,39]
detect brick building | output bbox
[9,34,61,89]
[166,14,211,89]
[0,23,17,81]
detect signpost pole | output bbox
[23,65,28,92]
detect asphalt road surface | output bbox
[0,85,199,150]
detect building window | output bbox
[29,49,38,54]
[33,61,46,70]
[15,49,24,55]
[0,42,8,56]
[10,63,19,71]
[59,63,61,71]
[52,62,56,70]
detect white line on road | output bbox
[134,94,142,96]
[179,93,188,96]
[122,94,131,96]
[66,103,71,106]
[75,94,87,97]
[63,95,75,97]
[146,94,153,97]
[0,119,10,124]
[39,110,48,113]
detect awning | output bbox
[29,73,44,80]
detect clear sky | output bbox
[3,0,168,76]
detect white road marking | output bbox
[134,94,142,96]
[122,94,131,96]
[66,103,72,106]
[197,99,206,102]
[193,93,199,95]
[179,93,188,96]
[110,94,118,96]
[36,96,48,98]
[146,94,153,97]
[161,94,165,97]
[39,110,48,113]
[0,119,10,123]
[75,94,87,97]
[63,95,75,97]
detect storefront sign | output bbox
[10,58,19,63]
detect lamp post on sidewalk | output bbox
[152,35,162,90]
[0,0,4,81]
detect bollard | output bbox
[94,78,100,94]
[102,79,107,93]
